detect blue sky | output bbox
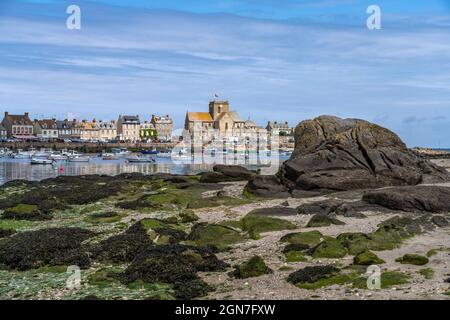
[1,0,450,147]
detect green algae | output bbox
[353,250,385,266]
[280,231,323,247]
[395,254,429,266]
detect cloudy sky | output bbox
[1,0,450,147]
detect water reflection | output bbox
[0,154,289,185]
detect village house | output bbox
[96,120,117,141]
[78,119,100,141]
[1,112,34,138]
[56,119,80,140]
[140,121,157,142]
[151,114,173,142]
[117,115,140,142]
[33,119,58,140]
[184,100,266,142]
[266,121,293,136]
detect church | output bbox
[184,100,263,139]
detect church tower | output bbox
[209,100,229,120]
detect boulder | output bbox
[306,214,345,227]
[279,116,450,192]
[246,175,290,198]
[230,255,273,279]
[286,265,340,285]
[362,186,450,213]
[200,165,254,183]
[250,206,298,217]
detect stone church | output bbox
[184,100,262,139]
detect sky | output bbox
[0,0,450,147]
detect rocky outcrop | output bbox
[362,186,450,213]
[279,116,450,192]
[246,175,290,198]
[200,165,255,183]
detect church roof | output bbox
[228,111,244,122]
[186,112,213,122]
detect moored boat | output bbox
[31,158,53,165]
[126,155,155,163]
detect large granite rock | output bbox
[362,186,450,213]
[246,175,290,198]
[279,116,450,192]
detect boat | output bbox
[102,153,119,160]
[49,153,68,160]
[112,148,131,157]
[61,150,81,157]
[31,158,53,165]
[141,147,158,155]
[68,156,90,162]
[126,155,155,163]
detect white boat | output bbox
[102,153,119,160]
[31,158,53,165]
[112,148,131,157]
[61,150,81,157]
[126,155,155,163]
[49,153,68,160]
[68,156,90,162]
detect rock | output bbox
[280,201,290,206]
[122,244,228,299]
[241,212,296,238]
[286,265,340,285]
[179,210,199,223]
[213,165,255,179]
[250,206,298,217]
[200,165,255,183]
[0,228,16,238]
[306,214,345,227]
[279,116,449,192]
[353,250,385,265]
[282,243,310,253]
[2,204,52,221]
[307,238,347,258]
[280,231,323,247]
[230,255,273,279]
[363,186,450,213]
[187,223,245,249]
[0,227,94,270]
[431,216,449,227]
[395,254,429,266]
[245,175,290,198]
[93,222,156,263]
[297,199,383,218]
[297,200,342,215]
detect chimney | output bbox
[24,112,29,117]
[4,112,8,117]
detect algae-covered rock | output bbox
[280,231,323,247]
[250,206,298,217]
[230,255,273,279]
[287,265,340,285]
[179,210,199,223]
[352,271,410,289]
[187,223,245,249]
[308,238,347,258]
[0,227,94,270]
[395,254,429,266]
[241,212,296,237]
[2,204,51,221]
[306,214,345,227]
[0,228,16,238]
[93,222,154,263]
[122,244,228,299]
[353,250,385,265]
